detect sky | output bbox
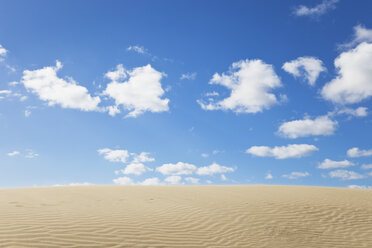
[1,0,372,188]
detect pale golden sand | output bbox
[0,185,372,248]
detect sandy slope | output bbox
[0,185,371,248]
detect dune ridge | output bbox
[0,185,371,247]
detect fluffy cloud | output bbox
[278,116,337,138]
[318,159,355,169]
[282,57,326,86]
[140,177,161,186]
[361,164,372,170]
[164,175,183,185]
[321,42,372,104]
[336,107,368,117]
[196,163,234,175]
[185,177,200,184]
[329,170,365,180]
[198,59,282,114]
[246,144,318,159]
[348,185,372,189]
[7,151,20,157]
[282,172,310,179]
[103,64,169,117]
[156,162,196,175]
[265,172,273,179]
[127,45,147,54]
[121,163,153,176]
[293,0,339,17]
[132,152,155,163]
[113,176,134,185]
[347,147,372,158]
[0,44,7,61]
[0,90,11,100]
[180,72,197,80]
[97,148,129,163]
[21,61,101,111]
[341,25,372,49]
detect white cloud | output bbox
[278,115,337,139]
[220,174,227,181]
[54,182,93,187]
[21,61,101,111]
[185,177,200,184]
[127,45,147,54]
[341,25,372,49]
[282,171,310,179]
[265,172,273,179]
[24,110,31,117]
[121,163,153,176]
[25,150,39,159]
[329,170,365,180]
[164,175,183,185]
[318,159,355,169]
[361,164,372,170]
[7,151,20,157]
[198,59,282,114]
[246,144,318,159]
[321,42,372,104]
[348,185,372,189]
[282,57,326,86]
[103,64,169,117]
[347,147,372,158]
[201,153,209,158]
[0,44,7,60]
[113,176,134,185]
[156,162,196,175]
[180,72,197,80]
[0,90,11,95]
[205,91,219,97]
[336,107,368,117]
[139,177,161,186]
[293,0,339,17]
[97,148,129,163]
[132,152,155,163]
[196,163,234,176]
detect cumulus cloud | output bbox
[318,159,355,169]
[340,25,372,49]
[103,64,169,117]
[113,176,134,185]
[278,115,337,139]
[156,162,197,175]
[7,151,20,157]
[164,175,183,185]
[121,163,153,176]
[347,147,372,158]
[321,42,372,104]
[0,44,7,61]
[97,148,129,163]
[361,164,372,170]
[180,72,197,80]
[335,107,368,117]
[196,163,234,175]
[293,0,339,17]
[246,144,318,159]
[329,170,365,180]
[140,177,161,186]
[348,185,372,189]
[282,172,310,179]
[282,57,326,86]
[21,61,101,111]
[127,45,147,54]
[54,182,93,187]
[185,177,200,184]
[198,59,282,114]
[265,172,273,179]
[132,152,155,163]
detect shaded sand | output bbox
[0,186,372,247]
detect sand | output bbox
[0,185,371,247]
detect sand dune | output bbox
[0,185,371,247]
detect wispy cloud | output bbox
[293,0,339,17]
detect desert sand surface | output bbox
[0,185,372,248]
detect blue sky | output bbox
[1,0,372,188]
